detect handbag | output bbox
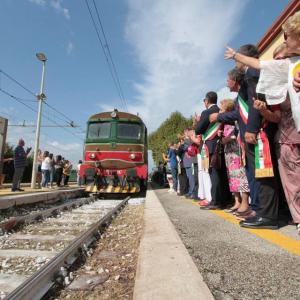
[209,140,222,169]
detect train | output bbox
[80,109,148,194]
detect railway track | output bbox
[0,196,130,300]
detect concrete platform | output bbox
[133,189,213,300]
[0,186,86,210]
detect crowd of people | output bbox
[0,138,83,192]
[163,11,300,234]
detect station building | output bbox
[257,0,300,59]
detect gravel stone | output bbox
[57,202,144,300]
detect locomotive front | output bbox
[81,110,148,194]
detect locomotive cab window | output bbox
[88,122,111,139]
[117,123,142,140]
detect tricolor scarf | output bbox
[238,96,274,178]
[255,130,274,178]
[238,95,249,125]
[200,122,222,170]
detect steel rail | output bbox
[5,196,130,300]
[0,197,93,234]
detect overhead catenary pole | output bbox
[31,53,47,189]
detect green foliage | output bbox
[4,142,13,158]
[148,111,192,165]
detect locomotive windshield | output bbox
[87,122,111,139]
[117,123,142,139]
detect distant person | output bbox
[77,160,83,186]
[49,153,55,188]
[54,155,64,187]
[12,138,31,192]
[63,160,72,186]
[36,149,43,189]
[41,151,51,189]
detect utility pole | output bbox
[31,53,47,189]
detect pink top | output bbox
[275,97,300,144]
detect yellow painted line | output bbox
[211,210,300,256]
[182,197,300,256]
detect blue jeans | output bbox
[170,167,178,192]
[42,170,50,187]
[185,166,196,198]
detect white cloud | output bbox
[46,140,81,152]
[217,87,237,102]
[125,0,247,131]
[29,0,46,6]
[66,41,74,54]
[29,0,70,20]
[50,0,70,19]
[45,141,82,164]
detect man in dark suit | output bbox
[195,91,231,209]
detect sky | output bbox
[0,0,291,165]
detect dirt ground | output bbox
[57,203,144,300]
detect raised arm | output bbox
[225,46,261,70]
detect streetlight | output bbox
[31,52,47,189]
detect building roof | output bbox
[257,0,300,53]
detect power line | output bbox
[0,68,85,131]
[0,88,83,141]
[91,0,128,112]
[0,69,36,97]
[85,0,128,112]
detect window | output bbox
[87,122,111,139]
[117,123,141,139]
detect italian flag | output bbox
[203,122,222,141]
[255,130,274,178]
[238,95,248,125]
[200,144,209,171]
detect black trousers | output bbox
[178,167,189,195]
[55,168,63,187]
[209,152,231,207]
[246,143,279,220]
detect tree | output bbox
[148,111,192,165]
[3,143,13,158]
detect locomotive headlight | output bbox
[130,153,136,160]
[89,153,96,159]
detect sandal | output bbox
[235,209,251,216]
[199,200,210,207]
[236,210,256,221]
[224,207,239,213]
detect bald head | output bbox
[18,139,25,147]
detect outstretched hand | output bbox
[224,46,236,60]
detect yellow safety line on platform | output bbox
[185,199,300,256]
